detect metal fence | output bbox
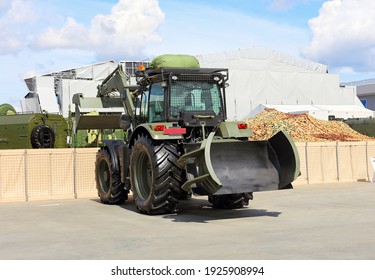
[1,142,375,202]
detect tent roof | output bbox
[196,46,328,74]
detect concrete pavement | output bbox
[1,182,375,260]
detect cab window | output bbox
[148,82,165,122]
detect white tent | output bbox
[196,47,372,120]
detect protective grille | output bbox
[169,76,222,118]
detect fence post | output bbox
[305,142,309,184]
[336,142,339,182]
[350,145,354,181]
[73,147,77,199]
[49,152,53,199]
[24,149,29,202]
[366,141,369,181]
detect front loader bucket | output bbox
[178,131,300,195]
[72,94,124,130]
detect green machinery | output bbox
[0,104,69,149]
[344,117,375,137]
[73,54,300,214]
[0,105,124,150]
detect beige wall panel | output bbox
[306,143,323,183]
[337,143,354,182]
[75,148,98,198]
[321,143,338,183]
[294,143,308,185]
[50,149,75,199]
[26,149,54,200]
[348,143,368,181]
[0,150,26,202]
[367,142,375,181]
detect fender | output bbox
[129,123,184,147]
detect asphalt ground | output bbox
[1,182,375,260]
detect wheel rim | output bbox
[40,129,53,147]
[134,150,152,200]
[98,159,110,193]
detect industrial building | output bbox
[344,79,375,111]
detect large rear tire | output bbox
[95,147,128,204]
[208,193,253,209]
[130,135,183,215]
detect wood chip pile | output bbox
[244,109,375,142]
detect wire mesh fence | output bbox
[0,148,98,202]
[294,141,374,184]
[1,142,375,202]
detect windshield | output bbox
[169,81,222,118]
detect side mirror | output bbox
[119,114,131,130]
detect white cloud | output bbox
[302,0,375,72]
[31,0,165,59]
[0,0,11,12]
[32,17,89,50]
[0,0,38,54]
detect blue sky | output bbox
[1,0,375,110]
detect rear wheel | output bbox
[130,135,183,215]
[95,147,128,204]
[208,193,253,209]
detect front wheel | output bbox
[208,193,253,209]
[130,135,182,215]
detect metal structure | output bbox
[73,54,300,215]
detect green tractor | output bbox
[0,103,69,149]
[73,54,300,214]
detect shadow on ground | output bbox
[91,195,282,223]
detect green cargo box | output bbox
[0,113,69,149]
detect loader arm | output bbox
[97,64,136,117]
[72,64,137,131]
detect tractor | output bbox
[73,54,300,214]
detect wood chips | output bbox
[244,109,375,142]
